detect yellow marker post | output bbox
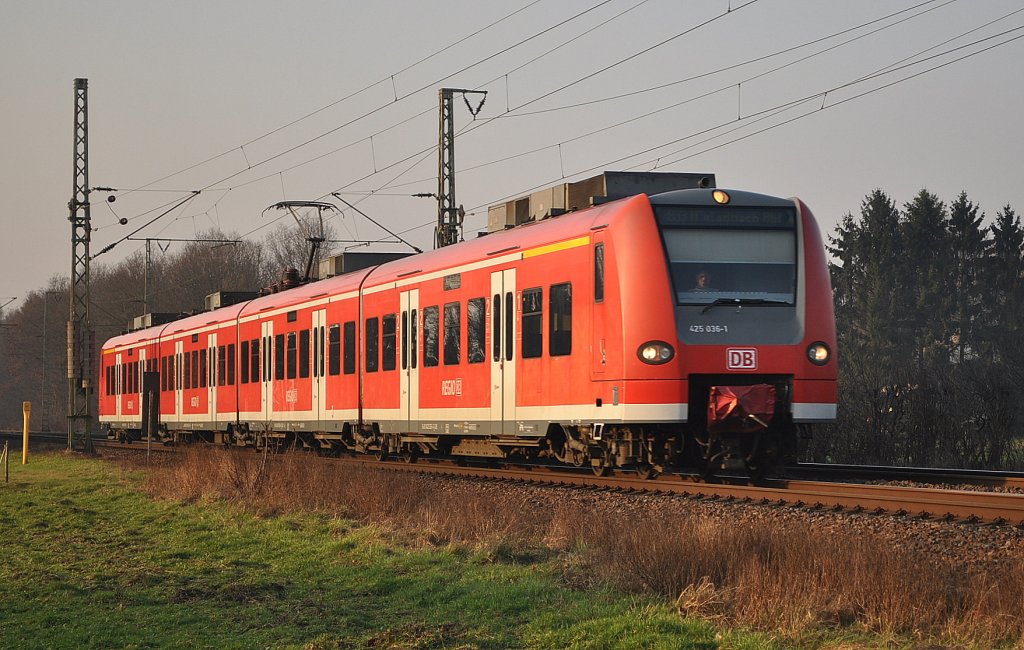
[22,401,31,464]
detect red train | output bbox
[99,173,837,478]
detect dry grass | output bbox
[139,448,1024,647]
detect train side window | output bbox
[192,350,200,389]
[366,317,379,372]
[343,321,356,375]
[286,333,297,380]
[423,306,439,367]
[522,288,543,359]
[183,352,192,389]
[505,292,514,361]
[161,356,168,392]
[200,349,208,388]
[274,334,285,380]
[319,325,325,378]
[299,329,310,379]
[227,343,236,385]
[241,340,250,385]
[492,295,501,362]
[468,297,485,364]
[549,282,572,357]
[443,302,460,366]
[383,314,397,371]
[217,345,226,386]
[169,355,176,391]
[401,311,408,370]
[250,338,260,384]
[411,309,417,369]
[328,324,341,376]
[594,243,605,303]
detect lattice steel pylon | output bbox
[435,88,486,249]
[67,78,93,452]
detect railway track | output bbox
[8,432,1022,525]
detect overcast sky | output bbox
[2,0,1022,313]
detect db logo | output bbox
[727,348,757,370]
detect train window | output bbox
[169,355,176,391]
[401,312,408,370]
[423,306,439,368]
[227,344,236,386]
[550,283,572,357]
[274,334,285,381]
[183,352,192,390]
[411,309,417,369]
[216,345,225,386]
[192,350,200,389]
[161,356,167,392]
[312,327,319,378]
[287,333,297,380]
[468,298,485,364]
[659,218,797,306]
[250,339,260,384]
[383,314,397,372]
[505,292,514,361]
[594,243,605,302]
[299,329,310,379]
[366,317,379,373]
[522,288,543,359]
[443,302,460,366]
[343,321,356,375]
[287,310,297,323]
[328,325,341,375]
[199,349,207,389]
[319,325,325,378]
[492,295,501,362]
[241,340,250,385]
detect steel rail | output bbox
[790,462,1024,491]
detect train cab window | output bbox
[286,333,297,379]
[366,317,379,372]
[299,329,310,379]
[423,306,439,368]
[382,314,397,371]
[550,283,572,357]
[275,334,285,380]
[655,205,797,306]
[343,321,356,375]
[467,298,485,364]
[522,288,543,359]
[594,244,604,302]
[328,324,341,376]
[443,302,460,366]
[227,344,236,385]
[241,340,250,385]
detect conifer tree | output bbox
[946,192,989,363]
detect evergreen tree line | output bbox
[0,216,337,431]
[808,189,1024,469]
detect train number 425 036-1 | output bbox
[689,324,729,333]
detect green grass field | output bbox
[0,454,780,649]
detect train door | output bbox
[174,340,184,419]
[115,353,123,418]
[490,269,517,435]
[312,309,327,426]
[400,289,420,430]
[260,320,274,422]
[591,235,607,378]
[207,332,217,426]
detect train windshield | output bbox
[656,205,797,306]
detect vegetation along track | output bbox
[71,435,1024,527]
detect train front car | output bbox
[608,188,837,479]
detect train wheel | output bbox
[635,463,658,480]
[592,463,610,477]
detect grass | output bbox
[2,450,1022,649]
[0,453,771,649]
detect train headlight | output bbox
[807,342,831,365]
[638,341,675,364]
